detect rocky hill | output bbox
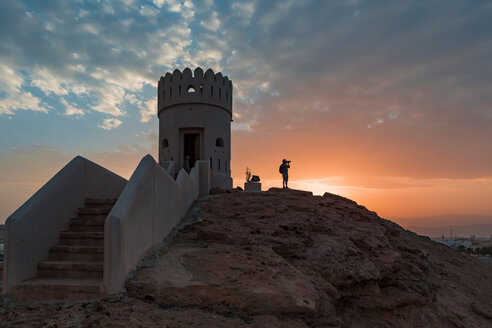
[1,189,491,327]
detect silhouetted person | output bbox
[279,159,290,188]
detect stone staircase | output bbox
[10,198,116,300]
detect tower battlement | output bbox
[158,67,233,117]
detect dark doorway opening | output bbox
[184,133,200,168]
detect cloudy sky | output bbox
[1,0,491,226]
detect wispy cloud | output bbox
[99,118,122,130]
[60,98,84,117]
[0,64,46,114]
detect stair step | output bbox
[68,221,104,232]
[38,261,103,279]
[78,208,110,215]
[85,198,117,206]
[61,231,104,238]
[59,231,104,246]
[12,278,103,301]
[59,238,104,246]
[50,245,103,262]
[70,218,106,225]
[70,217,106,228]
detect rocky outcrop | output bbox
[126,188,492,327]
[1,188,491,327]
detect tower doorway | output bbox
[183,132,201,169]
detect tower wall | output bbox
[158,67,233,190]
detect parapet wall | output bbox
[158,67,233,117]
[103,155,210,294]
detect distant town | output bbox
[434,233,492,264]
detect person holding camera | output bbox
[279,159,291,189]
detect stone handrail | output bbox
[103,155,210,294]
[2,156,127,292]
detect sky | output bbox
[1,0,492,227]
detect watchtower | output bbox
[157,67,233,189]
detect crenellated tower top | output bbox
[157,67,233,118]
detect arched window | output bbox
[179,85,181,95]
[211,86,213,96]
[187,85,196,93]
[219,88,222,99]
[216,137,224,147]
[162,138,169,148]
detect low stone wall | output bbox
[2,156,127,293]
[103,155,210,294]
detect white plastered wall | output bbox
[2,156,127,293]
[103,155,210,294]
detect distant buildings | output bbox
[436,238,472,249]
[435,235,492,256]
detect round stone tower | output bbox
[157,67,233,190]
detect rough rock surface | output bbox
[1,188,492,327]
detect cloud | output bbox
[91,84,127,116]
[231,1,256,25]
[139,97,156,123]
[200,11,221,31]
[0,64,46,114]
[139,5,160,17]
[0,0,196,120]
[99,118,122,130]
[60,98,85,117]
[153,0,194,19]
[31,66,69,96]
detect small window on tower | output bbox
[162,138,169,148]
[216,138,224,147]
[187,86,196,93]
